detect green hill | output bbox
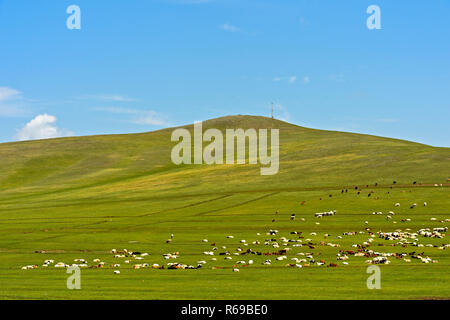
[0,115,448,199]
[0,115,449,300]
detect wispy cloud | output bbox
[288,76,297,84]
[0,86,29,117]
[98,95,135,102]
[94,106,168,126]
[80,94,136,102]
[15,114,73,141]
[273,75,304,84]
[221,23,241,33]
[273,103,291,122]
[0,105,28,117]
[303,76,310,84]
[329,73,345,83]
[133,113,167,125]
[0,87,21,101]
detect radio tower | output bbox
[271,102,274,119]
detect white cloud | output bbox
[97,94,135,102]
[273,76,298,84]
[0,87,21,101]
[82,94,136,102]
[133,113,166,126]
[303,76,310,84]
[94,107,167,126]
[0,86,29,117]
[15,114,73,141]
[221,23,241,33]
[273,104,291,122]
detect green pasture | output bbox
[0,116,448,299]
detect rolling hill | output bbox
[0,115,448,199]
[0,115,448,300]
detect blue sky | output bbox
[0,0,449,146]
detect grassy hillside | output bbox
[0,115,449,299]
[0,115,448,198]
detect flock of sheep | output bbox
[20,198,448,273]
[19,181,449,274]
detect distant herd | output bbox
[20,181,448,274]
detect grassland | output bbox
[0,115,449,300]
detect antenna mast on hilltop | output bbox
[271,102,274,119]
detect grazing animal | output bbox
[328,263,338,267]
